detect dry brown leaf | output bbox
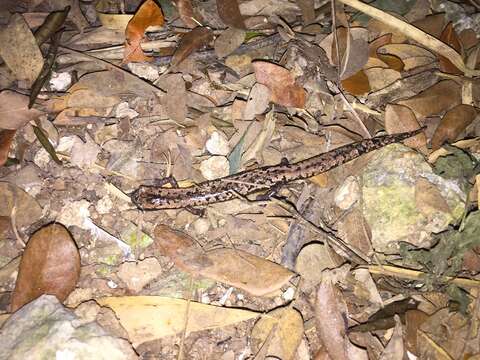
[405,310,429,356]
[243,83,270,120]
[216,0,246,29]
[378,54,405,72]
[98,296,260,346]
[171,27,214,68]
[10,223,80,312]
[438,22,463,75]
[295,0,315,25]
[0,182,43,229]
[411,13,446,39]
[316,274,349,360]
[397,80,461,120]
[164,73,187,123]
[0,129,16,166]
[379,315,404,360]
[332,27,369,80]
[154,224,294,296]
[364,68,401,92]
[338,0,480,76]
[173,0,199,28]
[214,27,246,58]
[253,61,306,108]
[123,0,165,64]
[369,33,392,58]
[431,104,477,150]
[315,272,367,360]
[199,248,294,297]
[341,69,370,96]
[251,308,304,360]
[377,43,435,71]
[384,104,425,148]
[153,224,212,273]
[0,90,42,130]
[0,14,44,85]
[415,178,451,217]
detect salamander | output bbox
[131,128,424,210]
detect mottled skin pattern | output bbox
[131,128,423,210]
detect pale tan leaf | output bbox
[10,223,80,312]
[164,73,187,123]
[98,296,260,346]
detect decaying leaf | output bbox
[315,272,368,360]
[253,61,306,108]
[438,22,463,75]
[0,130,16,166]
[123,0,165,64]
[0,90,43,130]
[0,14,44,85]
[171,26,213,69]
[216,0,246,29]
[431,104,477,150]
[384,104,425,149]
[251,308,304,360]
[153,224,294,296]
[379,315,404,360]
[163,73,187,123]
[214,27,246,58]
[341,69,371,95]
[173,0,199,28]
[332,27,369,80]
[397,80,462,120]
[98,296,260,346]
[10,223,80,312]
[0,182,43,230]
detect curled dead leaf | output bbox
[123,0,165,64]
[10,223,80,312]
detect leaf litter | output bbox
[1,0,480,358]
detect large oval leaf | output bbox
[10,223,80,312]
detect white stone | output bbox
[334,175,360,210]
[205,131,230,155]
[200,156,229,180]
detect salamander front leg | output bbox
[185,206,205,217]
[255,183,284,201]
[154,175,179,188]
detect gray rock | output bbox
[0,295,138,360]
[359,144,465,252]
